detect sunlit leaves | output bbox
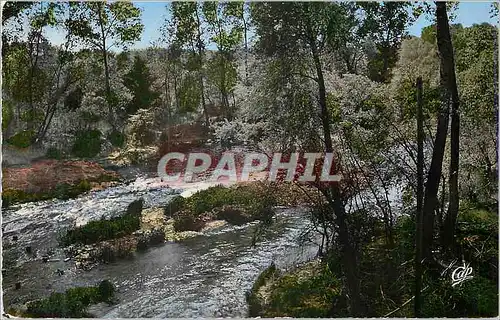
[178,74,202,114]
[67,2,143,50]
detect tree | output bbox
[251,2,364,314]
[2,1,34,56]
[434,1,461,253]
[2,2,81,144]
[66,1,143,127]
[421,2,458,259]
[203,1,244,119]
[169,1,209,126]
[359,2,416,82]
[123,55,159,115]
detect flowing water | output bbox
[2,176,318,317]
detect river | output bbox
[2,176,318,317]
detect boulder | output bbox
[126,198,143,217]
[172,212,206,232]
[215,205,254,225]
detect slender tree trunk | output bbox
[242,3,249,85]
[414,76,424,317]
[421,2,454,259]
[28,16,43,133]
[437,1,460,251]
[307,13,363,314]
[195,6,209,128]
[164,67,171,126]
[97,3,113,128]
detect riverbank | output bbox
[3,200,317,317]
[248,203,498,317]
[2,160,121,207]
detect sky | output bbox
[40,1,498,50]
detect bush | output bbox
[7,130,35,148]
[46,147,63,160]
[262,263,346,317]
[72,129,102,158]
[421,275,498,317]
[25,281,115,318]
[108,130,125,147]
[2,100,13,130]
[164,196,186,217]
[98,280,115,302]
[183,185,276,217]
[60,211,141,246]
[169,185,276,231]
[247,263,278,316]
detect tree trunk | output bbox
[414,76,424,317]
[436,1,460,251]
[243,12,249,85]
[195,6,209,128]
[307,14,363,315]
[421,3,454,260]
[97,3,113,129]
[102,48,113,124]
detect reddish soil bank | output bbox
[2,160,121,194]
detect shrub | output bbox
[247,263,278,316]
[169,185,276,231]
[2,181,91,208]
[2,100,13,130]
[108,130,125,147]
[184,185,275,216]
[263,263,345,318]
[25,281,115,318]
[164,196,186,217]
[46,147,63,160]
[72,129,102,158]
[59,212,141,246]
[53,180,91,200]
[7,130,35,148]
[421,275,498,317]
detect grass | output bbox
[2,180,92,208]
[2,173,119,208]
[24,280,115,318]
[165,184,277,231]
[249,201,498,318]
[247,263,279,317]
[59,212,141,246]
[249,262,346,318]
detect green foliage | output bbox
[206,53,238,98]
[164,196,186,217]
[108,130,125,147]
[67,2,143,51]
[20,109,45,123]
[64,87,84,110]
[247,263,278,316]
[123,55,159,115]
[169,185,276,231]
[178,73,202,114]
[184,185,276,216]
[71,129,102,158]
[80,110,101,124]
[45,147,63,159]
[264,264,345,317]
[421,275,498,317]
[59,211,141,246]
[97,279,116,302]
[2,181,92,208]
[6,130,35,148]
[2,100,14,131]
[25,280,115,318]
